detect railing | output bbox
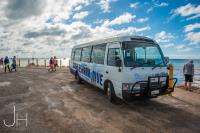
[15,58,69,68]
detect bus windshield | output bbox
[122,41,165,67]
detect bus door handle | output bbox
[106,71,109,74]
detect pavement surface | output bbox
[0,68,200,133]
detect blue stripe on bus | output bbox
[72,62,103,86]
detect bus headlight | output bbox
[133,84,140,90]
[122,83,134,91]
[160,77,167,85]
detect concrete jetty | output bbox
[0,68,200,132]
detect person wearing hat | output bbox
[183,60,194,91]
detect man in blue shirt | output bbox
[4,56,11,72]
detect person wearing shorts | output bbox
[183,60,194,91]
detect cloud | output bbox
[173,3,200,20]
[162,43,174,48]
[156,2,168,7]
[0,0,151,58]
[4,0,46,20]
[102,12,136,27]
[97,0,117,13]
[74,5,83,11]
[185,32,200,44]
[24,26,67,38]
[129,2,139,9]
[175,45,192,52]
[44,0,91,22]
[0,0,92,25]
[91,26,151,40]
[147,2,168,13]
[183,22,200,45]
[137,17,149,23]
[72,11,89,20]
[93,19,105,24]
[70,23,92,40]
[184,23,200,32]
[154,31,175,43]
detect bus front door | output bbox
[105,42,123,98]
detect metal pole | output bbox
[44,59,46,68]
[60,59,62,69]
[36,59,38,67]
[19,59,20,67]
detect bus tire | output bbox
[75,72,82,84]
[107,82,116,103]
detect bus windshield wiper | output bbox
[152,63,162,70]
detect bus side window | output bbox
[81,47,92,62]
[107,48,120,66]
[91,44,106,64]
[74,48,82,61]
[71,49,75,60]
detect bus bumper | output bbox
[122,76,177,99]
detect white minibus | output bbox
[69,36,177,102]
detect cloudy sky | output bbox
[0,0,200,59]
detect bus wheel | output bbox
[76,73,82,84]
[107,82,116,103]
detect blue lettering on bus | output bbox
[73,62,103,86]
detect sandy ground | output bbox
[177,85,200,94]
[0,68,200,133]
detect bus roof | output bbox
[73,35,157,49]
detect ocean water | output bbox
[170,59,200,86]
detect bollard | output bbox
[36,59,38,67]
[19,59,21,67]
[28,59,30,66]
[168,64,174,96]
[60,59,62,69]
[44,59,46,68]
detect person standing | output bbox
[48,57,54,71]
[4,56,11,72]
[11,56,17,72]
[0,58,3,68]
[53,56,57,71]
[183,60,194,91]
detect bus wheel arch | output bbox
[75,71,82,84]
[104,80,116,102]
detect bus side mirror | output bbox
[164,57,169,64]
[116,59,122,67]
[116,59,122,72]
